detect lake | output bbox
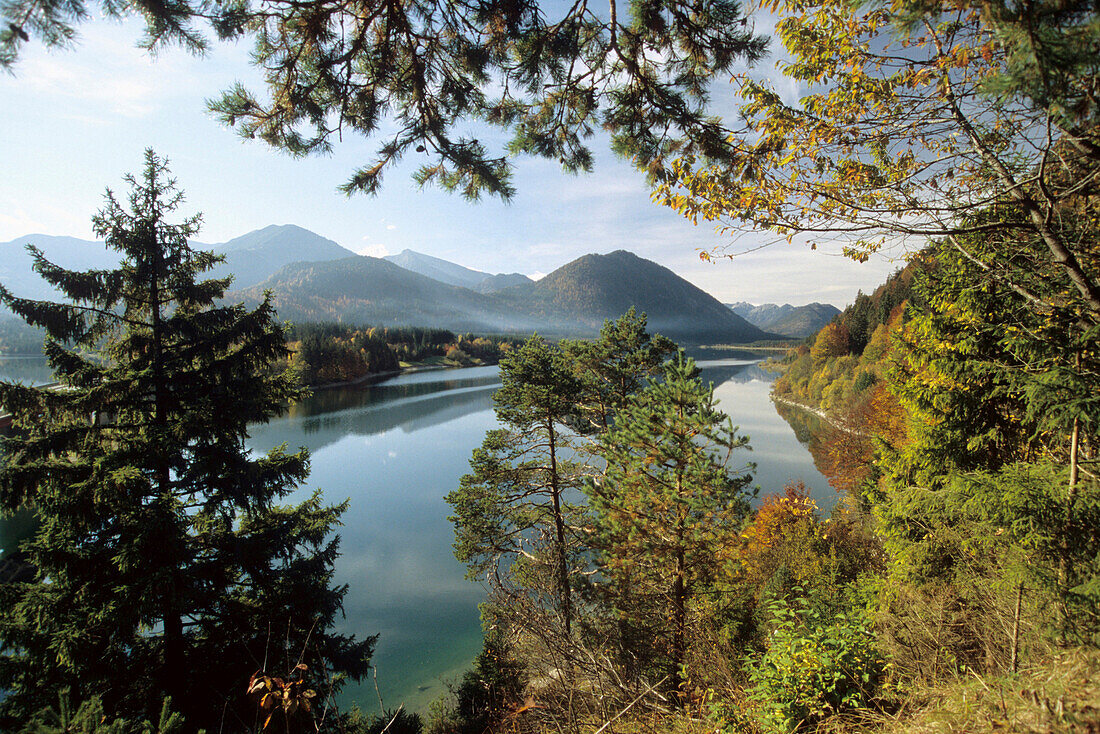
[0,353,835,715]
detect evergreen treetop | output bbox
[0,150,371,731]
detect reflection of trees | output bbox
[772,401,831,480]
[250,383,498,454]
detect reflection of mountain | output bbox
[697,361,772,386]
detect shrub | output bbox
[748,594,885,732]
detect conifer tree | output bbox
[0,150,371,730]
[562,308,677,435]
[586,355,753,694]
[447,335,585,642]
[1,0,766,202]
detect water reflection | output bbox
[248,357,837,714]
[0,356,54,386]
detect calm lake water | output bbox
[0,353,835,715]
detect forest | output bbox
[283,323,522,387]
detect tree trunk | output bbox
[548,415,571,638]
[148,222,185,704]
[672,546,685,699]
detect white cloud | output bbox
[386,224,397,230]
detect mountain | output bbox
[513,250,774,343]
[3,226,777,344]
[230,249,772,343]
[384,249,534,293]
[726,301,841,338]
[229,256,536,333]
[1,225,354,303]
[210,224,356,289]
[383,249,490,290]
[474,272,534,293]
[0,235,122,303]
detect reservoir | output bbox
[0,352,835,715]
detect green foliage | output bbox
[747,594,885,732]
[0,0,767,200]
[876,462,1100,676]
[447,335,587,637]
[357,709,424,734]
[587,354,754,690]
[561,307,677,434]
[426,631,523,734]
[19,693,184,734]
[0,151,371,730]
[287,323,400,386]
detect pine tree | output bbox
[447,336,586,643]
[586,355,753,694]
[561,308,677,435]
[0,150,371,730]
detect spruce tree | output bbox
[0,150,371,730]
[586,355,753,694]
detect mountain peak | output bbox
[530,250,772,343]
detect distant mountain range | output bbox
[211,225,356,289]
[383,249,533,293]
[727,301,841,338]
[1,225,775,344]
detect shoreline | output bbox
[308,360,492,391]
[771,394,867,436]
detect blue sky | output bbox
[0,15,908,307]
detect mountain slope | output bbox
[511,250,773,343]
[210,224,356,289]
[475,272,534,293]
[228,256,535,332]
[727,301,841,338]
[384,249,491,290]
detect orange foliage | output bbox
[736,482,825,590]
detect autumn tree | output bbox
[2,0,767,200]
[656,0,1100,323]
[0,151,371,729]
[586,355,753,694]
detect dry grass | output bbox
[819,648,1100,734]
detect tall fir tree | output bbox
[586,355,753,694]
[0,151,371,730]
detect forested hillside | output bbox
[284,322,521,386]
